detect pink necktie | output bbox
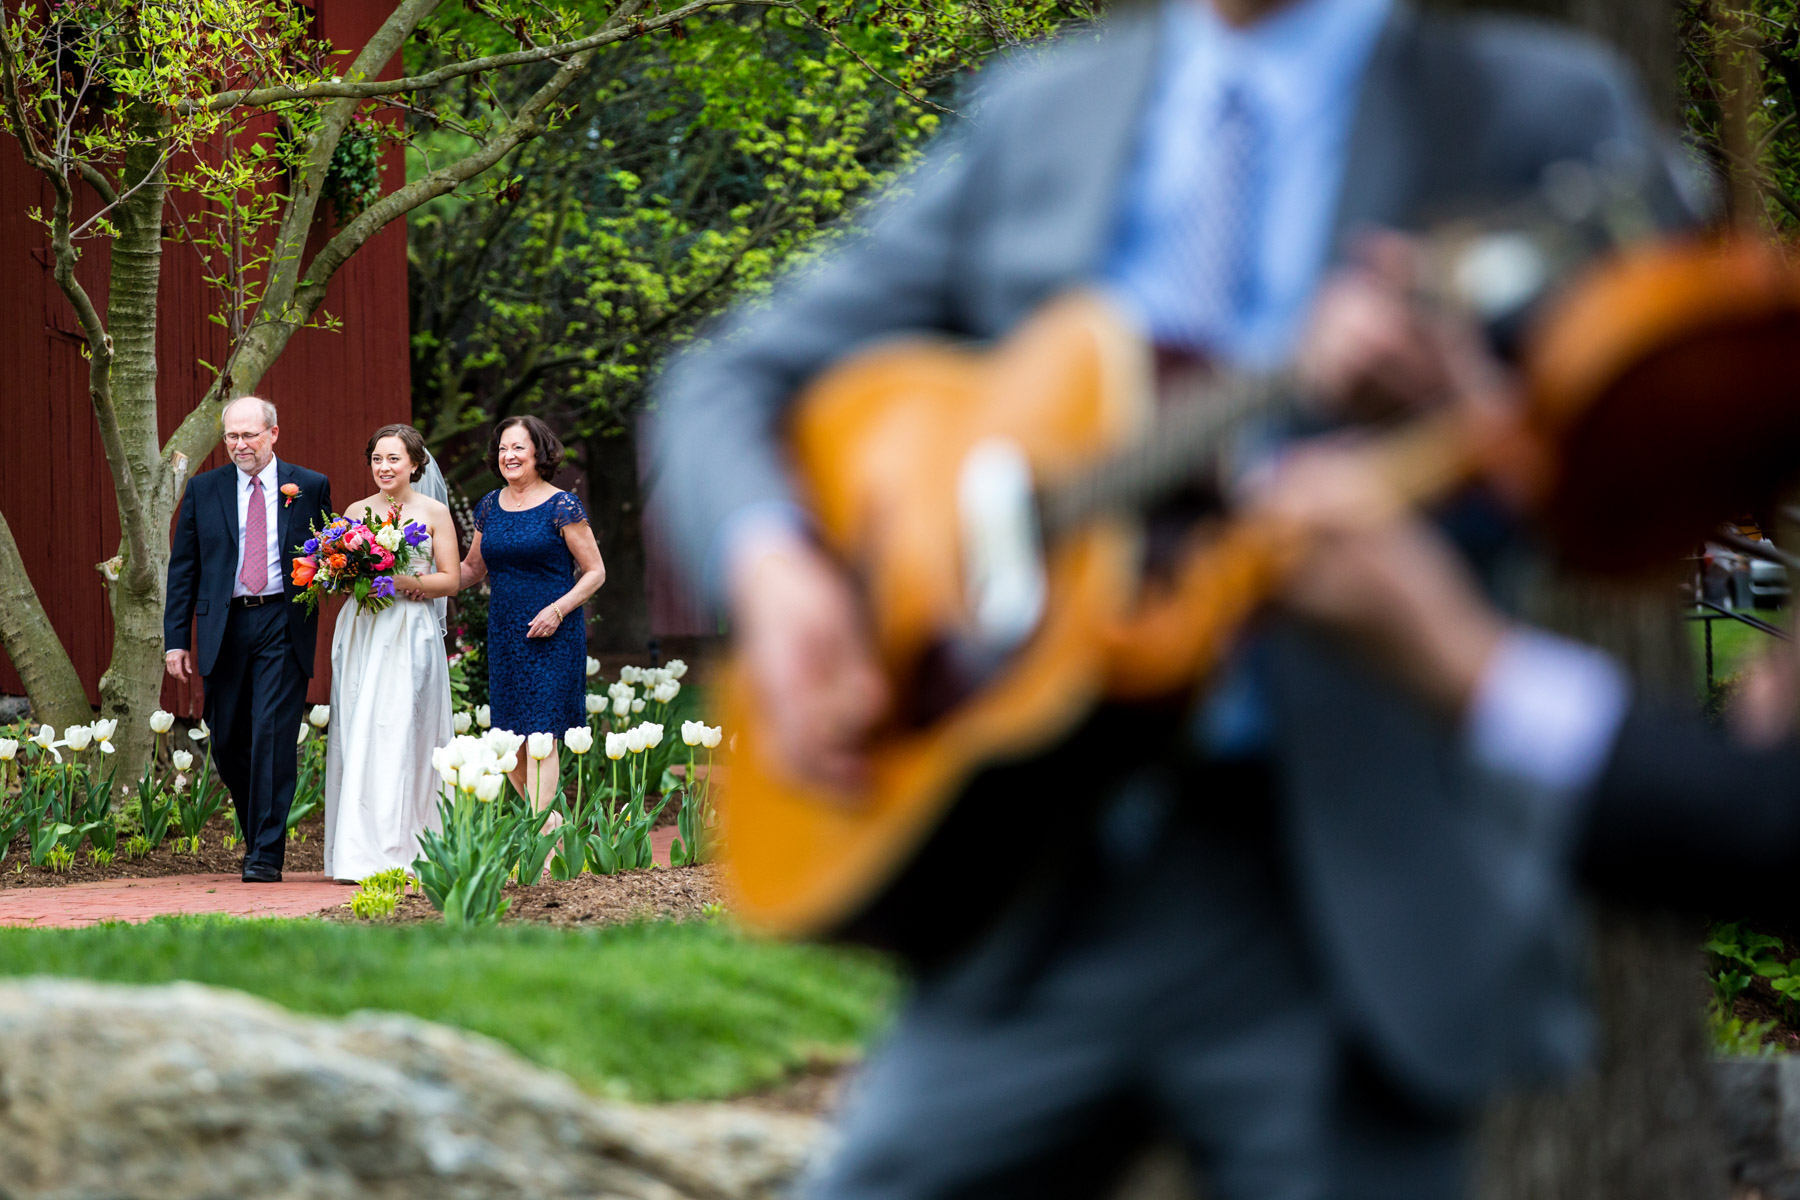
[240,477,269,594]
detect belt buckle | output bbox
[241,594,268,608]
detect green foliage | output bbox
[348,881,400,919]
[1678,0,1800,234]
[173,751,227,845]
[413,790,517,928]
[0,916,898,1102]
[1706,921,1795,1054]
[408,2,1102,487]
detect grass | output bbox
[0,915,899,1102]
[1690,607,1787,700]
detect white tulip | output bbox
[586,656,601,678]
[565,727,594,755]
[484,728,524,758]
[0,738,16,762]
[188,719,210,742]
[652,680,680,704]
[619,665,642,684]
[607,681,634,702]
[457,763,489,793]
[669,659,689,680]
[641,722,665,749]
[476,705,491,729]
[172,749,194,771]
[430,746,454,780]
[298,722,310,745]
[631,699,645,713]
[474,774,504,803]
[90,718,117,742]
[605,732,628,760]
[612,695,630,718]
[497,751,518,773]
[585,693,605,716]
[64,725,94,752]
[375,525,403,551]
[681,721,704,747]
[625,726,650,754]
[308,705,331,729]
[702,725,723,749]
[528,731,555,760]
[453,711,472,734]
[29,725,61,763]
[149,709,175,734]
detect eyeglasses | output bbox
[223,429,270,445]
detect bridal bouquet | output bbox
[290,503,430,615]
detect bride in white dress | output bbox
[324,423,460,883]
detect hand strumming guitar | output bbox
[727,521,889,793]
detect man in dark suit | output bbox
[164,395,331,884]
[651,0,1695,1196]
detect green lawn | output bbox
[1691,608,1787,697]
[0,916,899,1102]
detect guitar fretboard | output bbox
[1037,369,1298,540]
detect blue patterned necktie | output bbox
[1149,81,1265,351]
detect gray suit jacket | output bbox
[650,3,1688,1110]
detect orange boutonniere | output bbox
[280,482,300,508]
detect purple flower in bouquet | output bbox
[302,537,320,555]
[402,522,429,547]
[370,576,397,600]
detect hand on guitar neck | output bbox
[727,520,888,793]
[1251,445,1509,717]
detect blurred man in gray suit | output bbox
[652,0,1694,1196]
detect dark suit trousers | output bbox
[804,767,1466,1200]
[203,601,308,870]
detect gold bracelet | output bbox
[550,602,563,623]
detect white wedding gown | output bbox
[324,540,452,882]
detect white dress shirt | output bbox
[1466,630,1631,795]
[234,456,285,598]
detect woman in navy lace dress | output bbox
[460,416,606,811]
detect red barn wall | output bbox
[0,0,409,714]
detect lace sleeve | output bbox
[473,490,497,534]
[549,490,589,533]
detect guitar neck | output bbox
[1037,368,1297,540]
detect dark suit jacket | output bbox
[164,461,333,679]
[650,3,1691,1110]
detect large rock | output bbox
[0,978,827,1199]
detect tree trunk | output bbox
[0,505,91,729]
[583,426,650,654]
[1473,573,1727,1200]
[94,106,177,789]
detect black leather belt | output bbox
[231,594,279,608]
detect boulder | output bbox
[0,978,827,1200]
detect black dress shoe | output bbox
[241,865,282,883]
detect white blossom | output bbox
[605,732,628,760]
[527,731,555,760]
[631,699,646,713]
[612,695,631,718]
[641,722,664,749]
[375,525,403,552]
[0,739,16,762]
[474,774,504,803]
[172,749,194,772]
[63,725,94,752]
[585,693,605,716]
[188,719,210,742]
[652,680,680,704]
[681,721,705,747]
[298,723,310,745]
[585,656,601,678]
[453,711,472,734]
[619,665,643,684]
[308,705,331,729]
[476,705,492,729]
[667,659,688,680]
[565,727,594,754]
[149,710,175,734]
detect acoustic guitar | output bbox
[719,236,1800,946]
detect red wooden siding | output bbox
[0,1,409,714]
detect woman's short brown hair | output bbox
[488,415,563,482]
[366,423,430,482]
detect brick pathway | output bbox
[0,872,351,929]
[0,829,684,929]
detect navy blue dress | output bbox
[475,489,589,736]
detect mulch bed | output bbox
[1,813,325,890]
[317,862,724,926]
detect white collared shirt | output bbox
[233,456,285,598]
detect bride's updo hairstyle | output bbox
[367,423,430,482]
[488,415,563,482]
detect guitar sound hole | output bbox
[894,636,1008,730]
